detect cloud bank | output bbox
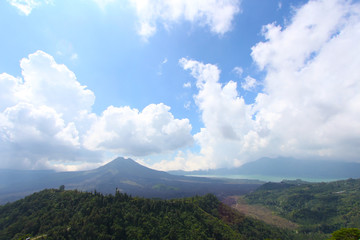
[0,51,193,170]
[250,0,360,161]
[154,0,360,171]
[84,104,193,156]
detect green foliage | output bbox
[329,228,360,240]
[151,184,179,191]
[0,190,297,240]
[245,178,360,239]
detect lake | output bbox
[188,174,345,183]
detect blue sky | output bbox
[1,0,360,171]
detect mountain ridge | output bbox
[0,157,261,204]
[94,157,171,179]
[169,157,360,180]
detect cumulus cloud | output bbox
[0,103,83,169]
[0,51,192,170]
[179,58,254,169]
[250,0,360,160]
[0,51,98,169]
[129,0,241,40]
[241,76,259,91]
[7,0,52,15]
[251,0,351,71]
[84,104,193,156]
[175,0,360,170]
[19,51,95,122]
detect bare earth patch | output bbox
[223,196,299,230]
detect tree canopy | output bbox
[0,189,296,240]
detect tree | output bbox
[329,228,360,240]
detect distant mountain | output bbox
[235,157,360,179]
[0,157,261,204]
[93,157,170,178]
[170,157,360,180]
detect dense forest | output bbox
[244,178,360,239]
[0,188,297,240]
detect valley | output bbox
[1,157,359,239]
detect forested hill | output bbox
[244,178,360,238]
[0,189,296,240]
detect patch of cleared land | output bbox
[223,196,299,230]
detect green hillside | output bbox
[244,178,360,239]
[0,189,296,240]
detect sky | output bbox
[1,0,360,171]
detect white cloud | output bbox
[241,75,258,91]
[180,58,254,169]
[0,51,98,169]
[0,51,193,170]
[7,0,52,15]
[233,66,243,77]
[84,103,193,156]
[251,0,351,71]
[70,53,78,60]
[175,0,360,170]
[18,51,95,122]
[157,57,168,75]
[0,51,95,128]
[51,161,105,172]
[148,151,214,171]
[0,74,23,111]
[251,0,360,161]
[129,0,241,40]
[184,101,191,110]
[183,82,191,88]
[0,101,100,170]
